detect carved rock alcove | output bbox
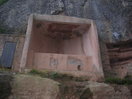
[20,14,104,81]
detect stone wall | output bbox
[106,40,132,78]
[99,39,132,78]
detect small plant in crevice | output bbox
[0,27,6,33]
[0,67,11,72]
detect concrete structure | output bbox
[20,14,104,80]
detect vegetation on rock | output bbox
[0,0,8,6]
[29,69,88,81]
[105,77,132,85]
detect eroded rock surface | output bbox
[86,81,132,99]
[106,40,132,78]
[9,74,60,99]
[0,0,131,42]
[0,73,132,99]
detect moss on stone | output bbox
[29,69,88,81]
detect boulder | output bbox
[83,81,132,99]
[9,74,60,99]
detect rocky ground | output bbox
[0,70,132,99]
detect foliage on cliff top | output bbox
[0,0,8,6]
[0,27,6,33]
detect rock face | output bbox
[0,0,131,42]
[106,40,132,78]
[86,81,132,99]
[8,75,132,99]
[0,72,132,99]
[86,81,115,99]
[9,74,60,99]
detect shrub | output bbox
[29,69,72,79]
[29,69,48,77]
[0,27,6,33]
[105,77,132,85]
[28,69,87,81]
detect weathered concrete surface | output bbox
[0,0,131,42]
[9,74,60,99]
[19,14,103,81]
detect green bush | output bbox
[29,69,48,77]
[29,69,87,81]
[105,77,132,85]
[29,69,65,79]
[0,0,8,6]
[0,67,11,72]
[29,69,72,79]
[29,69,42,75]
